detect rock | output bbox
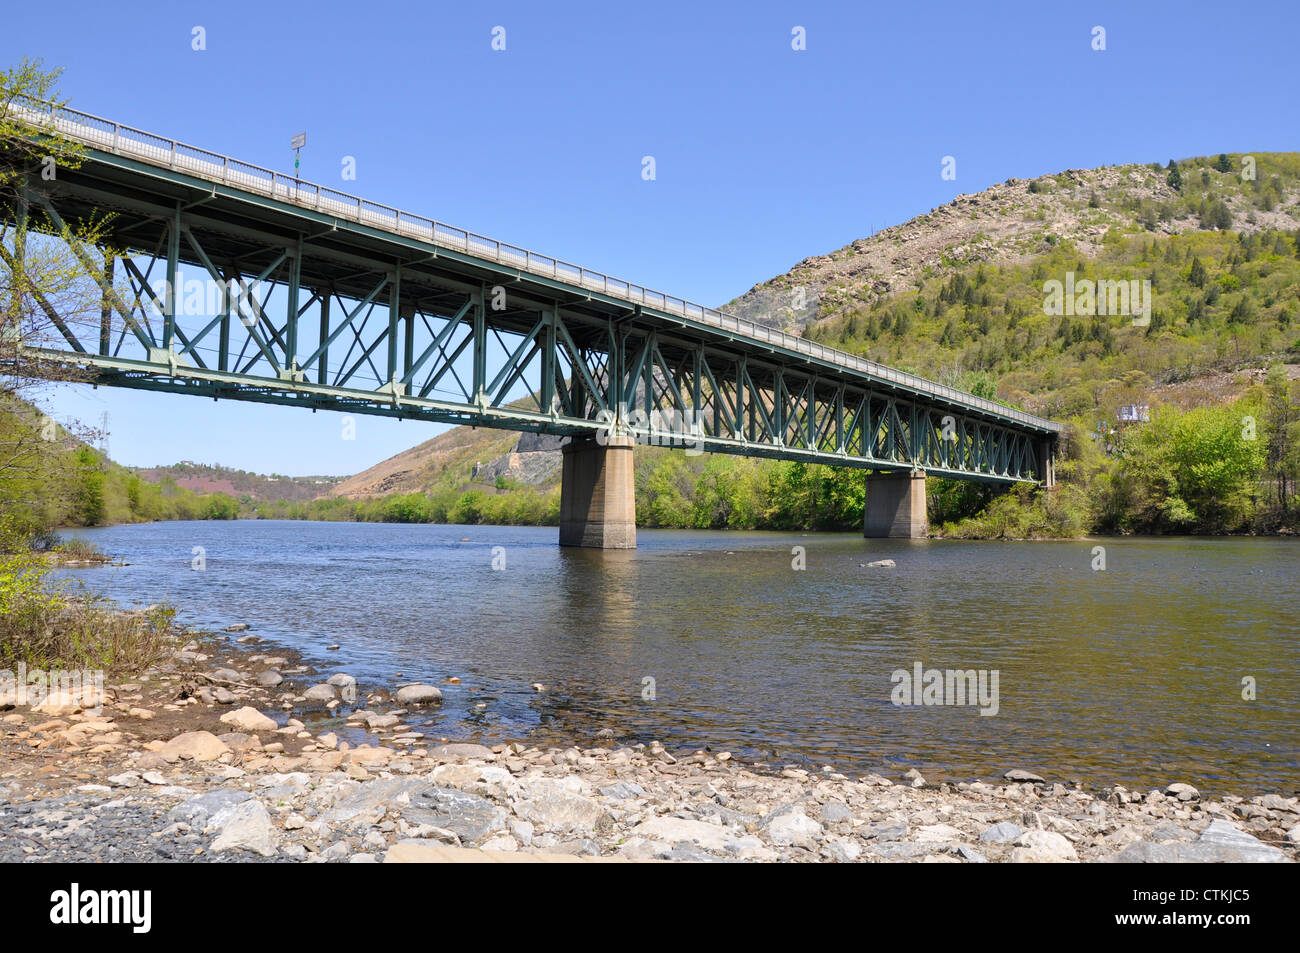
[324,778,430,828]
[219,707,278,732]
[208,798,276,856]
[979,821,1025,843]
[212,687,238,705]
[955,844,988,863]
[1009,830,1078,863]
[321,842,349,861]
[866,842,940,861]
[402,786,509,845]
[34,693,82,716]
[317,732,339,750]
[598,782,646,801]
[820,801,854,824]
[825,838,862,862]
[427,743,495,762]
[864,559,896,568]
[255,671,283,687]
[365,713,400,729]
[161,731,231,762]
[664,843,720,862]
[915,823,965,843]
[395,684,442,705]
[509,820,535,846]
[763,808,823,847]
[631,817,732,852]
[513,781,612,835]
[256,771,312,793]
[862,822,907,841]
[223,623,249,632]
[1285,825,1300,844]
[169,789,252,828]
[1194,820,1288,862]
[1003,769,1046,783]
[127,707,155,720]
[212,668,246,682]
[1260,794,1297,813]
[303,684,336,702]
[327,673,357,690]
[1164,782,1200,801]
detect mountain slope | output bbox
[725,152,1300,333]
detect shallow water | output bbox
[55,521,1300,794]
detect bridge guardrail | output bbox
[5,97,1061,433]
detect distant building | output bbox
[1116,404,1151,424]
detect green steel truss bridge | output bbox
[2,100,1060,545]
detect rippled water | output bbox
[54,521,1300,794]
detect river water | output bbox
[54,521,1299,794]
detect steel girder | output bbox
[2,160,1056,484]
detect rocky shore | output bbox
[1,627,1296,864]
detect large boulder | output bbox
[210,799,277,857]
[161,731,231,762]
[401,787,509,845]
[395,684,442,705]
[1009,830,1078,863]
[219,706,278,732]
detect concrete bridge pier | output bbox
[559,436,637,549]
[864,470,929,538]
[1038,439,1057,489]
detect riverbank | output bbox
[1,622,1295,863]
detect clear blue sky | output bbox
[5,0,1297,475]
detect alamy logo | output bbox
[595,408,704,455]
[144,268,264,318]
[0,664,105,714]
[49,884,151,933]
[890,661,1000,716]
[1043,272,1152,326]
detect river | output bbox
[54,521,1300,795]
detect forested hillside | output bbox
[0,397,240,547]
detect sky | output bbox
[4,0,1297,475]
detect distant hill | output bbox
[132,462,341,504]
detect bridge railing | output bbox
[5,97,1060,433]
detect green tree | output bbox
[1263,365,1300,522]
[67,446,104,526]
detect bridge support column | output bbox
[559,436,636,549]
[1038,439,1056,488]
[864,470,929,538]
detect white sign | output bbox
[290,132,306,150]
